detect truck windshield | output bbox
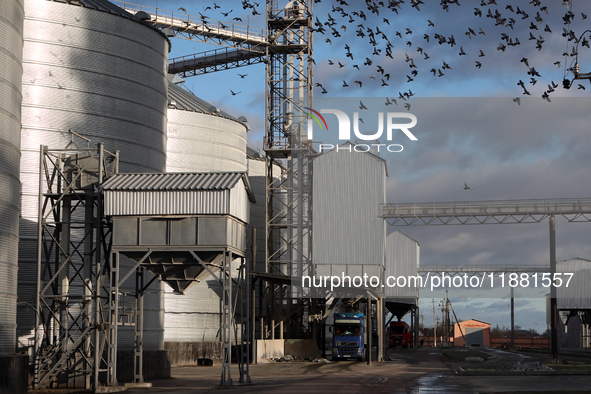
[334,324,360,336]
[390,326,405,334]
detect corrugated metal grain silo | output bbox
[312,144,387,268]
[166,82,248,173]
[384,230,420,300]
[557,258,591,310]
[0,0,24,357]
[18,0,169,355]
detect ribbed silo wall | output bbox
[18,0,168,352]
[557,258,591,310]
[312,149,387,268]
[166,108,247,173]
[0,0,24,357]
[385,230,420,300]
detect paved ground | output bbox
[123,347,591,394]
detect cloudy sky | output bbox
[122,0,591,332]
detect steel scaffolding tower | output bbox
[34,140,118,389]
[264,0,313,339]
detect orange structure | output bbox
[453,319,491,347]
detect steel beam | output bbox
[169,48,265,77]
[114,1,267,51]
[382,198,591,225]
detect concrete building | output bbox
[453,319,491,347]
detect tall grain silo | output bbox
[166,82,248,173]
[312,143,387,268]
[0,0,28,391]
[164,82,250,364]
[18,0,169,379]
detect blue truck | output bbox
[331,312,365,361]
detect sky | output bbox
[116,0,591,333]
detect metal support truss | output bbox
[34,142,118,390]
[114,1,267,52]
[169,48,265,77]
[264,0,314,339]
[383,199,591,360]
[381,198,591,225]
[418,266,550,277]
[105,250,158,386]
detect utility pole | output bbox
[549,215,558,359]
[432,299,437,347]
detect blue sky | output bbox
[117,0,591,332]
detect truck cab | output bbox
[389,321,412,348]
[332,312,365,361]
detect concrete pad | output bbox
[124,383,153,388]
[95,386,127,393]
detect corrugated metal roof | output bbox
[168,82,240,122]
[102,172,244,191]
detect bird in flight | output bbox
[237,73,248,78]
[464,182,474,190]
[359,101,368,110]
[230,89,241,96]
[178,7,187,13]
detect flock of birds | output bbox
[310,0,589,105]
[174,0,590,104]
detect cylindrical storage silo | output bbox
[164,83,248,364]
[0,0,24,358]
[166,82,248,173]
[18,0,169,376]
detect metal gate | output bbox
[465,327,484,347]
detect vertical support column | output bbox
[221,251,233,387]
[414,306,420,348]
[510,286,515,350]
[134,267,144,383]
[107,252,120,386]
[59,194,72,365]
[251,227,256,346]
[34,146,46,387]
[239,257,251,383]
[549,215,558,359]
[377,298,383,361]
[366,297,372,365]
[259,279,264,340]
[433,299,437,347]
[83,192,95,389]
[279,287,284,339]
[93,143,105,391]
[410,307,414,348]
